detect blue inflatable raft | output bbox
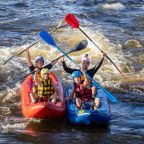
[65,85,111,125]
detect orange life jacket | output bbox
[81,73,92,84]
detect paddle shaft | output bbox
[39,31,117,102]
[54,46,117,102]
[52,49,76,64]
[79,27,125,77]
[3,40,41,65]
[15,46,78,82]
[3,24,67,65]
[57,46,117,103]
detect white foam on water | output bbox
[101,3,125,10]
[81,28,126,75]
[1,122,27,133]
[141,5,144,9]
[1,87,21,103]
[0,107,11,115]
[0,24,142,98]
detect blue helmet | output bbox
[72,71,81,78]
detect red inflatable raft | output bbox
[21,73,66,119]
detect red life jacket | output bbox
[74,81,93,102]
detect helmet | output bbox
[81,54,90,63]
[35,56,44,63]
[72,71,81,78]
[41,68,49,77]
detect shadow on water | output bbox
[25,117,109,133]
[13,118,110,144]
[9,115,144,144]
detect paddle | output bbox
[15,39,88,82]
[52,39,88,63]
[65,13,125,77]
[39,31,74,62]
[39,31,117,103]
[3,19,67,65]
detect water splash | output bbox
[101,3,125,10]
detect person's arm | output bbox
[26,49,33,67]
[61,57,78,74]
[65,85,75,102]
[51,54,65,67]
[51,59,59,66]
[44,63,53,70]
[44,56,62,70]
[34,71,42,85]
[88,54,105,77]
[69,86,75,101]
[52,82,59,96]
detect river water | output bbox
[0,0,144,143]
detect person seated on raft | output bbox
[30,68,59,103]
[26,49,58,102]
[66,71,100,110]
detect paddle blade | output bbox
[39,31,56,47]
[65,13,79,28]
[39,30,74,62]
[75,40,88,51]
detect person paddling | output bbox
[66,71,100,110]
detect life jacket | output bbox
[38,78,54,97]
[74,81,93,102]
[81,73,92,84]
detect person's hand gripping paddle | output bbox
[65,13,125,77]
[39,30,117,103]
